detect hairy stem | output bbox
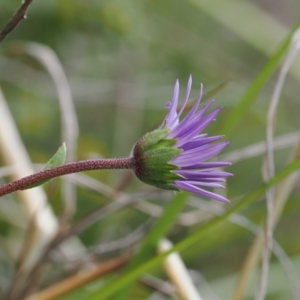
[0,158,134,197]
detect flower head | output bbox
[132,76,232,202]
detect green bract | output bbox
[131,129,181,190]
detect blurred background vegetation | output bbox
[0,0,300,299]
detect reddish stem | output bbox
[0,158,134,197]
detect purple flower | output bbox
[132,76,231,202]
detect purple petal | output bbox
[180,177,225,183]
[180,162,232,169]
[175,108,222,147]
[168,100,214,139]
[165,102,171,109]
[175,143,219,158]
[181,180,224,188]
[184,180,224,189]
[164,80,179,128]
[177,75,192,117]
[175,181,229,202]
[175,170,232,179]
[180,136,224,151]
[182,83,203,119]
[154,77,232,202]
[175,84,203,125]
[170,142,229,167]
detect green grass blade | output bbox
[112,192,188,300]
[86,157,300,299]
[218,21,300,137]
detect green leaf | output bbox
[86,157,300,299]
[23,143,67,190]
[44,142,67,170]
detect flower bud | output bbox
[131,76,232,202]
[132,129,181,190]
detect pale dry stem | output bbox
[158,238,202,300]
[22,42,79,221]
[23,254,131,300]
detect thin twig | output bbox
[187,199,300,300]
[55,191,158,243]
[16,190,159,295]
[0,0,33,43]
[89,220,151,256]
[140,274,177,298]
[257,28,300,300]
[232,139,300,300]
[220,131,300,164]
[64,221,151,270]
[4,216,38,300]
[68,173,169,219]
[23,253,131,300]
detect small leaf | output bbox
[22,143,67,190]
[44,142,67,170]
